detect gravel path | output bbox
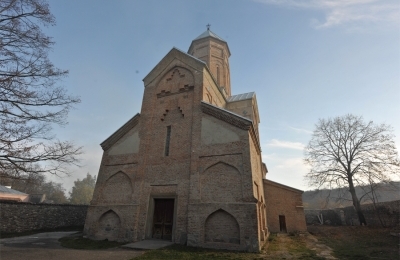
[0,232,144,260]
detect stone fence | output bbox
[0,201,88,234]
[305,200,400,227]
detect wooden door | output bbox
[279,215,287,232]
[152,199,174,240]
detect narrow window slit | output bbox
[164,126,171,156]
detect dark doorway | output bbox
[279,215,287,232]
[152,199,174,240]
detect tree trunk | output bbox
[348,178,367,225]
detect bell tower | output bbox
[188,26,231,96]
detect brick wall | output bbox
[0,201,88,233]
[304,200,400,227]
[264,180,307,233]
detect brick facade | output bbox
[84,29,306,252]
[264,180,307,233]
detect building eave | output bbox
[200,102,262,154]
[142,47,206,84]
[100,113,140,151]
[263,179,304,194]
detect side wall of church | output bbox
[186,114,261,252]
[263,181,307,233]
[249,131,268,242]
[84,125,141,242]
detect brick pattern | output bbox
[263,180,307,233]
[200,162,242,203]
[205,209,240,244]
[100,171,132,204]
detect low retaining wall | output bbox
[305,200,399,227]
[0,201,88,233]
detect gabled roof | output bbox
[101,114,140,151]
[143,47,206,85]
[194,29,226,42]
[0,185,27,195]
[227,92,255,102]
[263,179,304,193]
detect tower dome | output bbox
[188,27,231,96]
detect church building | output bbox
[83,28,306,252]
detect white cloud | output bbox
[262,155,311,190]
[289,126,313,134]
[255,0,399,30]
[266,139,305,150]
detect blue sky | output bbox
[44,0,399,192]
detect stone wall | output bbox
[305,200,400,227]
[0,201,88,233]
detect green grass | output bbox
[59,235,126,250]
[315,226,399,260]
[133,234,324,260]
[266,233,325,260]
[132,244,262,260]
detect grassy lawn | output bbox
[132,244,261,260]
[310,226,399,260]
[54,226,398,259]
[59,235,125,250]
[133,233,323,260]
[266,233,325,260]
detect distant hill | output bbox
[302,182,400,209]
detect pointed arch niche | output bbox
[96,210,121,240]
[101,171,132,204]
[200,162,242,203]
[205,209,240,244]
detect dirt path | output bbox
[267,233,296,259]
[264,233,337,259]
[304,233,337,259]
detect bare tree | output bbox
[304,114,400,225]
[0,0,81,178]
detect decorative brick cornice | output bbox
[201,102,261,154]
[201,102,252,130]
[100,113,140,151]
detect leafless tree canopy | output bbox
[0,0,81,179]
[304,114,400,225]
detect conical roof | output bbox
[193,29,226,42]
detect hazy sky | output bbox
[44,0,400,192]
